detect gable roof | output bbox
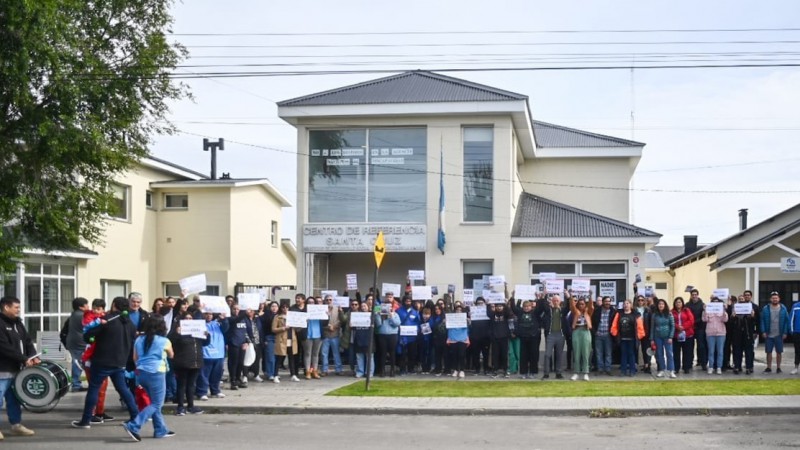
[532,120,644,148]
[150,178,291,207]
[141,156,207,180]
[277,70,527,107]
[511,193,661,241]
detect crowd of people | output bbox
[0,285,797,441]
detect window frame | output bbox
[146,190,154,209]
[271,220,278,247]
[462,126,494,223]
[109,183,131,222]
[163,193,189,210]
[101,279,130,302]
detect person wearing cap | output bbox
[760,292,789,374]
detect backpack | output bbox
[59,318,70,347]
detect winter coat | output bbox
[272,314,298,356]
[672,308,695,340]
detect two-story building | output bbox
[278,70,660,299]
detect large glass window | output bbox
[463,260,493,292]
[110,184,129,221]
[463,127,493,222]
[308,128,426,223]
[23,261,76,337]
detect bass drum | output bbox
[12,361,70,413]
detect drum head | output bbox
[13,365,59,408]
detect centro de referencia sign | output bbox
[302,224,427,252]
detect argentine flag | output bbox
[437,149,446,255]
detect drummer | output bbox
[0,296,37,439]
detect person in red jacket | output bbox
[81,298,114,423]
[672,297,695,375]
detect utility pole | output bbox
[203,138,225,179]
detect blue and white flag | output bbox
[437,149,446,255]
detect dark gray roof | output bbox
[512,193,661,239]
[278,70,527,107]
[145,155,208,179]
[532,121,644,148]
[151,178,265,185]
[652,245,686,265]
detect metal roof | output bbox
[532,121,645,148]
[511,193,661,239]
[143,155,208,179]
[278,70,527,106]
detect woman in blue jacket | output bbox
[396,295,420,375]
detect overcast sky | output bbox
[150,0,800,246]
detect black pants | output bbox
[640,337,650,368]
[400,341,418,373]
[565,334,573,370]
[450,342,467,372]
[286,346,300,377]
[732,334,754,370]
[793,333,800,366]
[695,329,708,368]
[376,334,398,376]
[674,337,695,373]
[227,345,245,384]
[470,336,490,372]
[175,367,199,409]
[723,332,733,368]
[519,336,541,375]
[433,340,447,374]
[249,342,263,377]
[491,337,509,373]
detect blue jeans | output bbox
[69,349,84,388]
[125,371,169,438]
[356,352,374,377]
[264,336,277,378]
[321,336,342,373]
[594,334,613,371]
[654,337,675,372]
[196,358,224,397]
[164,359,176,400]
[707,335,725,369]
[81,365,138,424]
[0,378,22,426]
[619,339,637,374]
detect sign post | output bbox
[366,231,385,391]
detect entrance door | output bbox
[758,280,800,308]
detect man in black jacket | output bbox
[72,297,139,429]
[0,296,38,437]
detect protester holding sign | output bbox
[568,294,594,381]
[487,302,512,378]
[195,312,229,400]
[650,298,676,378]
[508,296,545,379]
[273,303,300,381]
[671,297,695,375]
[730,291,758,375]
[169,313,210,416]
[702,297,729,375]
[375,303,401,377]
[289,294,308,379]
[397,295,421,375]
[225,305,251,390]
[446,304,470,378]
[352,303,378,378]
[469,298,491,376]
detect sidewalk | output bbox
[54,364,800,417]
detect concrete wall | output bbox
[671,253,718,302]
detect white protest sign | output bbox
[470,305,489,321]
[571,279,591,294]
[473,279,485,293]
[600,281,617,300]
[411,286,432,301]
[488,276,505,291]
[286,311,308,328]
[321,290,338,299]
[349,312,372,328]
[307,304,328,320]
[482,289,492,300]
[179,320,207,339]
[237,293,261,311]
[446,313,468,329]
[712,288,730,301]
[515,285,536,300]
[734,303,753,315]
[545,279,565,294]
[539,272,557,282]
[462,289,475,306]
[420,322,432,335]
[179,274,207,295]
[617,302,624,310]
[333,297,350,308]
[199,295,228,314]
[485,292,506,304]
[706,303,724,314]
[644,285,655,297]
[400,325,418,336]
[408,270,425,281]
[382,283,402,297]
[346,274,358,291]
[258,288,269,303]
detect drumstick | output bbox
[27,352,42,361]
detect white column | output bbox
[754,267,760,302]
[745,266,751,291]
[16,262,25,317]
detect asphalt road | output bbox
[4,411,797,449]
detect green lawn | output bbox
[328,379,800,397]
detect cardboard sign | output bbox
[382,283,401,297]
[400,325,418,336]
[420,322,432,335]
[515,285,536,300]
[321,290,338,299]
[408,270,425,281]
[571,279,591,294]
[545,279,565,294]
[179,320,207,338]
[286,311,308,328]
[462,289,475,305]
[346,274,358,291]
[307,304,328,320]
[237,293,261,311]
[411,286,432,301]
[712,288,730,301]
[734,303,753,315]
[333,296,350,308]
[179,274,207,296]
[539,272,556,282]
[199,295,228,314]
[349,312,372,328]
[445,313,468,329]
[485,292,505,304]
[706,303,724,314]
[470,305,489,321]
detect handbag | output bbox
[243,343,256,366]
[134,385,151,410]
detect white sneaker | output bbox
[707,368,714,375]
[254,375,263,382]
[273,376,280,384]
[451,371,458,377]
[458,371,465,378]
[791,367,799,375]
[715,368,722,375]
[10,424,34,436]
[199,395,209,401]
[210,393,226,399]
[242,376,248,384]
[656,371,665,378]
[583,374,590,381]
[669,371,677,378]
[570,374,579,381]
[291,375,300,382]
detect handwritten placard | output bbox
[485,292,506,304]
[286,311,308,328]
[470,305,489,321]
[545,279,565,294]
[307,304,328,320]
[539,272,556,282]
[350,312,372,328]
[488,275,505,291]
[400,325,418,336]
[408,270,425,281]
[179,320,207,338]
[734,303,753,315]
[706,303,724,314]
[446,313,468,329]
[571,279,591,294]
[600,281,617,299]
[179,274,207,296]
[472,279,485,293]
[199,295,228,314]
[411,286,432,301]
[333,297,350,308]
[346,274,358,291]
[462,289,474,305]
[712,288,730,301]
[237,293,261,311]
[382,283,401,297]
[321,290,338,299]
[515,285,536,300]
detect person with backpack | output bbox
[611,300,645,376]
[64,297,90,392]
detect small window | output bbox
[146,191,154,209]
[164,282,220,297]
[110,184,130,220]
[271,221,278,247]
[581,263,626,276]
[462,260,493,291]
[101,280,129,302]
[530,262,577,276]
[655,282,668,290]
[164,193,188,209]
